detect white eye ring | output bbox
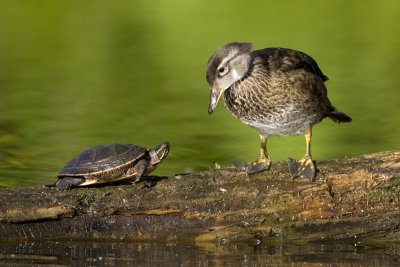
[218,66,229,76]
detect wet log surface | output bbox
[1,150,400,243]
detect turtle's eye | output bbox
[218,66,228,76]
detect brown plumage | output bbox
[206,42,351,180]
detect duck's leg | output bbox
[246,135,272,174]
[288,127,317,180]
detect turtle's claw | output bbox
[288,157,317,181]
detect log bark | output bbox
[1,150,400,243]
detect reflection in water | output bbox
[1,241,400,266]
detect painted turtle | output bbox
[54,142,170,190]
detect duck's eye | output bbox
[218,66,228,76]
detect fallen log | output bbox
[1,150,399,243]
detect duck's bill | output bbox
[208,86,224,115]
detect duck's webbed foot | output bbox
[234,156,271,175]
[235,135,272,175]
[287,156,317,181]
[246,156,272,175]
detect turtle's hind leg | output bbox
[55,177,84,191]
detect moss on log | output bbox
[1,150,400,243]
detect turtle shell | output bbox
[58,144,147,178]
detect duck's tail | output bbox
[327,107,352,123]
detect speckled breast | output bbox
[224,66,329,137]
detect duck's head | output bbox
[206,42,253,114]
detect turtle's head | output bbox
[206,42,253,114]
[149,142,170,165]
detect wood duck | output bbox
[206,42,351,180]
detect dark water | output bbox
[1,241,400,266]
[1,1,400,265]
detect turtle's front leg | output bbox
[130,159,149,183]
[288,127,317,181]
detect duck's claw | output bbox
[287,157,317,181]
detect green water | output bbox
[1,1,399,187]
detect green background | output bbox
[0,0,399,187]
